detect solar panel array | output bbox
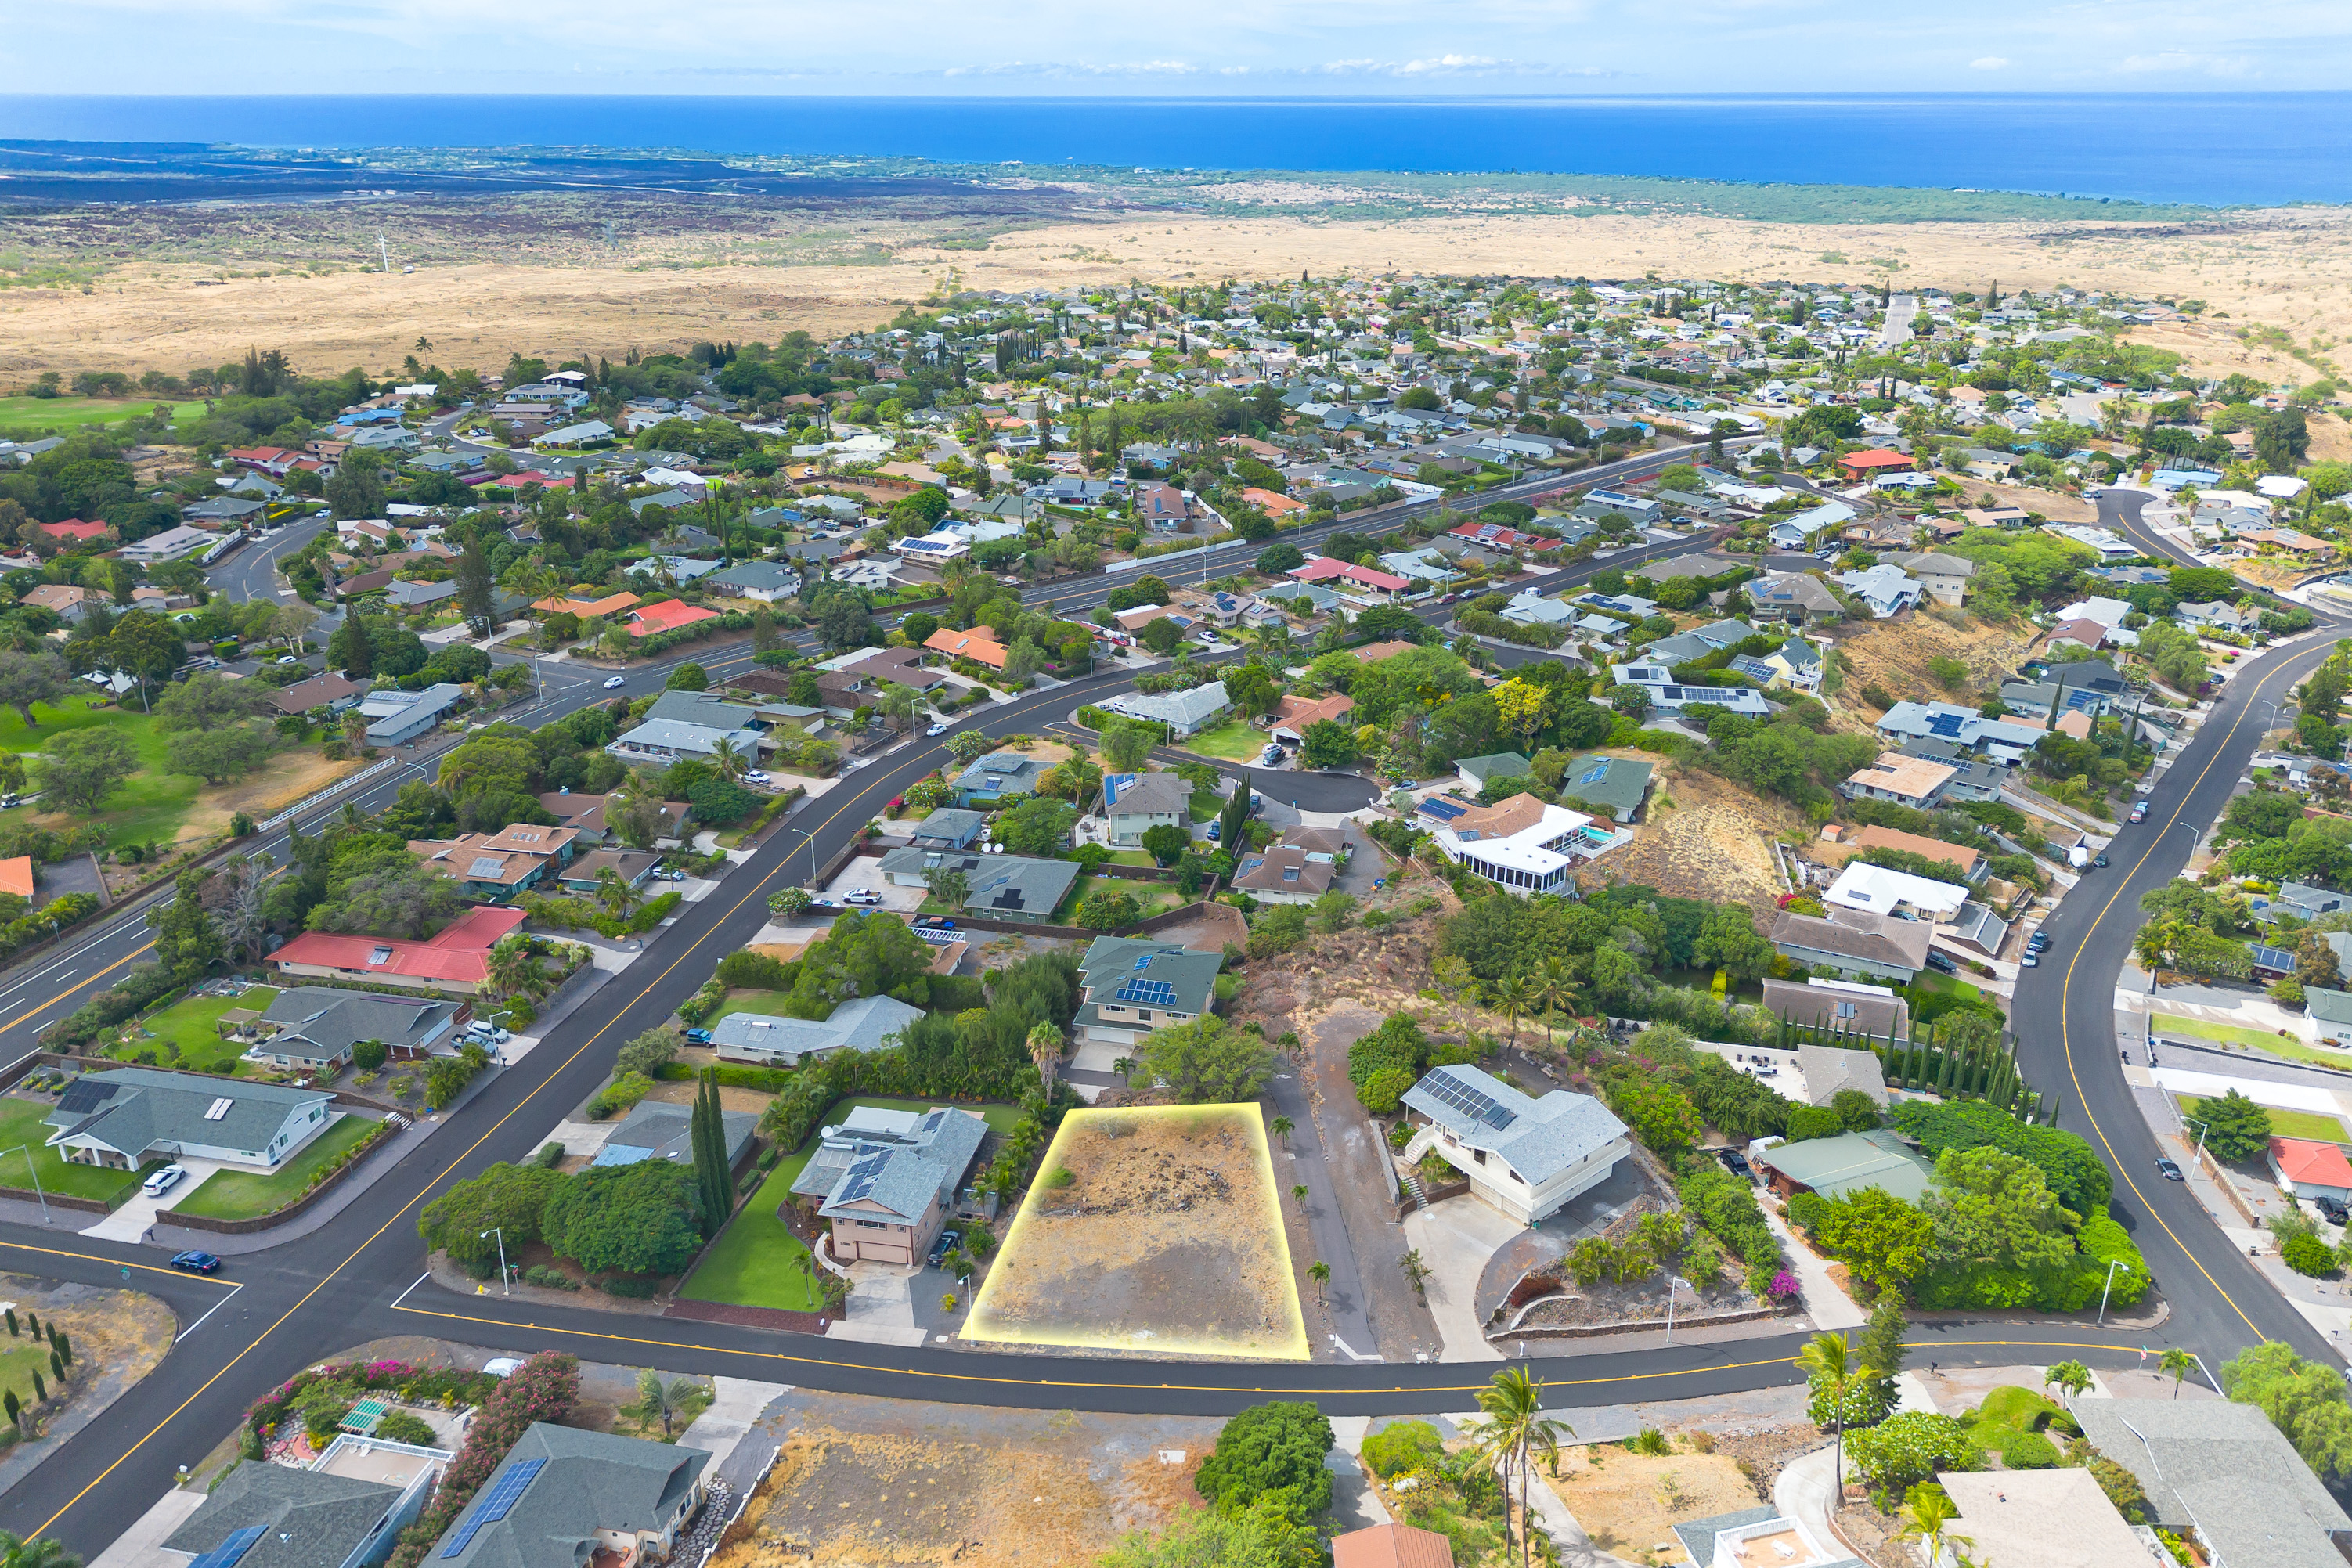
[1419,1070,1518,1131]
[835,1148,893,1205]
[441,1458,547,1558]
[1115,979,1177,1006]
[467,856,509,878]
[1132,954,1155,971]
[1925,712,1967,738]
[190,1525,269,1568]
[56,1079,121,1117]
[1419,796,1468,822]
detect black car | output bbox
[1924,951,1958,975]
[927,1228,963,1269]
[2155,1157,2184,1181]
[2092,853,2111,868]
[169,1250,222,1274]
[2320,1195,2350,1227]
[1713,1146,1753,1178]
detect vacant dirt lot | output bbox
[1831,611,2040,729]
[963,1105,1307,1360]
[1544,1446,1769,1566]
[1595,758,1797,917]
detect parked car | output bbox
[2092,852,2110,868]
[604,676,628,690]
[276,655,300,665]
[2319,1195,2350,1226]
[1258,744,1283,766]
[744,770,774,784]
[928,1228,964,1269]
[2026,933,2050,953]
[169,1249,222,1274]
[2020,953,2039,968]
[2129,800,2149,824]
[1713,1146,1752,1178]
[2155,1156,2184,1181]
[1924,950,1957,975]
[467,1022,511,1044]
[143,1163,187,1198]
[845,889,884,906]
[684,1028,713,1045]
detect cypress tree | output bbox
[6,1308,17,1337]
[52,1331,67,1367]
[3,1390,17,1428]
[31,1369,45,1404]
[24,1312,37,1342]
[47,1350,60,1383]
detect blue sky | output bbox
[9,0,2350,93]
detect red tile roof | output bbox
[1288,557,1412,593]
[628,599,720,637]
[925,626,1009,669]
[2271,1136,2352,1188]
[38,519,109,541]
[270,905,528,985]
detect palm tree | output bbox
[1398,1247,1431,1297]
[591,867,640,921]
[1492,973,1535,1048]
[2043,1358,2091,1410]
[0,1534,75,1568]
[1531,957,1577,1050]
[2159,1347,2198,1399]
[1466,1366,1574,1568]
[484,934,547,1003]
[1893,1483,1975,1568]
[632,1368,696,1439]
[1796,1332,1856,1501]
[708,737,751,784]
[1308,1260,1330,1304]
[925,866,971,914]
[1026,1022,1063,1092]
[1269,1115,1294,1146]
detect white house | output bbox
[1420,792,1619,895]
[1836,563,1922,618]
[1399,1063,1631,1224]
[1824,860,1970,924]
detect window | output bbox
[1835,1001,1857,1020]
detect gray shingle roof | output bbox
[706,994,922,1065]
[704,561,800,594]
[45,1065,334,1165]
[951,751,1048,793]
[809,1105,990,1224]
[1102,682,1232,730]
[1078,936,1222,1015]
[593,1100,759,1167]
[1453,752,1534,785]
[875,848,1080,917]
[1556,755,1652,820]
[1398,1064,1626,1186]
[434,1423,708,1568]
[643,690,760,729]
[2071,1399,2351,1568]
[263,986,461,1059]
[1102,770,1192,818]
[165,1456,405,1568]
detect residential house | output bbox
[409,823,582,899]
[1232,843,1333,904]
[269,907,528,997]
[1834,448,1914,481]
[1797,1043,1892,1108]
[265,672,365,718]
[1835,563,1922,618]
[1744,573,1845,625]
[1331,1523,1457,1568]
[1421,793,1618,896]
[384,579,456,611]
[1892,739,2010,802]
[1770,907,1934,983]
[121,525,219,564]
[1751,636,1824,691]
[1845,825,1982,881]
[1398,1063,1631,1224]
[535,791,692,845]
[1454,752,1535,793]
[787,1103,990,1264]
[2177,599,2263,636]
[950,750,1049,806]
[555,847,662,896]
[19,584,98,622]
[1095,770,1192,849]
[907,808,987,851]
[593,1098,757,1170]
[605,706,765,768]
[1875,701,2049,763]
[1824,860,1969,923]
[2000,660,2127,720]
[874,846,1081,922]
[429,1424,709,1568]
[1767,499,1857,551]
[1752,1128,1935,1203]
[1932,1471,2161,1568]
[2069,1400,2352,1568]
[1268,690,1355,744]
[925,626,1010,671]
[533,590,642,621]
[1880,550,1975,607]
[836,646,951,694]
[703,561,803,602]
[1499,590,1575,629]
[2270,1137,2352,1203]
[627,599,720,639]
[1073,937,1222,1046]
[1608,664,1773,720]
[43,1066,338,1172]
[1132,483,1193,532]
[1841,752,1958,811]
[359,683,467,747]
[253,985,467,1071]
[1762,976,1911,1045]
[709,994,924,1068]
[1286,557,1413,601]
[1669,1508,1860,1568]
[1098,682,1233,738]
[1553,755,1653,822]
[163,1455,434,1568]
[2046,617,2109,657]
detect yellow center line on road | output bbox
[0,1238,239,1285]
[2055,636,2337,1340]
[0,943,154,1042]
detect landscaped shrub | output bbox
[523,1265,577,1290]
[1971,1422,2059,1469]
[424,1042,492,1109]
[373,1410,438,1445]
[352,1040,389,1072]
[1889,1099,2112,1217]
[598,1274,657,1298]
[1362,1419,1446,1479]
[1346,1012,1430,1087]
[1844,1411,1979,1494]
[1358,1066,1416,1116]
[1195,1402,1335,1515]
[1807,1369,1899,1431]
[587,1072,655,1119]
[2284,1231,2336,1277]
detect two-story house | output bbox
[1073,937,1223,1047]
[1093,770,1192,849]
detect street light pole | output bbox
[2096,1257,2125,1325]
[1664,1274,1693,1345]
[0,1147,47,1225]
[481,1227,510,1295]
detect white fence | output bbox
[258,755,402,831]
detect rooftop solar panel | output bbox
[442,1458,548,1557]
[1132,955,1154,971]
[191,1526,269,1568]
[1116,979,1178,1005]
[1419,1070,1519,1131]
[835,1149,893,1205]
[1419,796,1468,821]
[55,1079,121,1116]
[467,856,509,878]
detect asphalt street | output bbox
[0,452,2294,1554]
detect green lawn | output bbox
[1104,850,1160,868]
[2206,1102,2348,1144]
[1059,874,1179,924]
[0,696,197,848]
[171,1115,380,1221]
[1911,972,1988,1005]
[2154,1014,2352,1070]
[707,989,797,1025]
[1179,721,1267,762]
[106,987,278,1075]
[679,1096,1021,1312]
[0,1339,57,1413]
[0,1098,149,1204]
[0,395,207,438]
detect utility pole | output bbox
[378,236,391,275]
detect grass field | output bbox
[2155,1014,2352,1071]
[0,395,206,438]
[1179,721,1268,762]
[172,1115,379,1221]
[106,986,278,1075]
[1059,874,1180,924]
[0,696,193,848]
[2206,1101,2350,1144]
[708,989,797,1026]
[0,1098,148,1203]
[679,1095,1022,1312]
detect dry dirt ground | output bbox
[1543,1445,1769,1568]
[707,1396,1222,1568]
[1593,757,1798,917]
[1829,609,2041,731]
[961,1104,1308,1360]
[14,200,2352,379]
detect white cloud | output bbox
[2118,49,2253,76]
[1970,56,2008,69]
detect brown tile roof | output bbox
[1232,844,1333,896]
[1847,825,1979,878]
[1333,1524,1455,1568]
[1770,907,1934,970]
[1448,793,1550,841]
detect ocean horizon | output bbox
[0,93,2343,209]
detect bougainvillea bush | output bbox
[384,1352,581,1568]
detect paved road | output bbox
[1878,294,1917,348]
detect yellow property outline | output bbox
[963,1105,1310,1361]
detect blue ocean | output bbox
[0,94,2343,207]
